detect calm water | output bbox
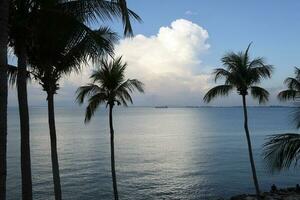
[6,107,300,200]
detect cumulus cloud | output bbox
[114,19,211,106]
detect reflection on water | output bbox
[7,107,300,199]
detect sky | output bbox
[8,0,300,107]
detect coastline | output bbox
[230,186,300,200]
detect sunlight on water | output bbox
[7,107,300,200]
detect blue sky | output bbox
[109,0,300,105]
[8,1,300,106]
[122,0,300,82]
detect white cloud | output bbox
[185,10,198,16]
[114,19,211,106]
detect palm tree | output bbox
[203,43,273,200]
[8,0,140,199]
[8,16,118,199]
[263,67,300,171]
[0,0,9,198]
[9,2,34,197]
[30,20,117,199]
[76,57,144,200]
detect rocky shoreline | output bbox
[230,185,300,200]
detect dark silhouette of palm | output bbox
[8,18,117,199]
[76,57,144,200]
[203,43,273,200]
[263,67,300,171]
[8,0,140,199]
[0,0,9,198]
[30,21,117,199]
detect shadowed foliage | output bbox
[277,67,300,128]
[264,133,300,171]
[29,18,118,200]
[203,43,273,200]
[203,44,273,104]
[263,67,300,172]
[76,57,144,200]
[8,15,118,200]
[8,0,140,199]
[0,0,9,198]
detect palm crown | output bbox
[29,21,117,96]
[278,67,300,101]
[203,44,273,103]
[263,67,300,171]
[76,57,144,122]
[277,67,300,128]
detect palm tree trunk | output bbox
[0,0,9,198]
[47,92,62,200]
[109,104,119,200]
[242,95,261,200]
[17,45,33,200]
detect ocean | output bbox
[6,106,300,199]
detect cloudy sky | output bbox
[8,0,300,107]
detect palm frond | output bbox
[263,133,300,171]
[7,64,31,87]
[203,85,233,103]
[213,68,232,82]
[75,84,103,104]
[84,92,107,123]
[112,0,142,36]
[118,79,144,93]
[60,27,118,75]
[115,89,132,106]
[115,78,144,106]
[59,0,141,36]
[7,64,18,87]
[250,86,269,104]
[294,67,300,79]
[278,89,298,101]
[221,52,243,72]
[284,77,300,91]
[249,60,273,80]
[243,42,252,66]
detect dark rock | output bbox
[271,184,278,193]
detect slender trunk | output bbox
[17,45,32,200]
[47,92,62,200]
[242,95,261,200]
[109,104,119,200]
[0,0,9,198]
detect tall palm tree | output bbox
[203,44,273,200]
[76,57,144,200]
[8,15,118,199]
[8,0,140,199]
[263,67,300,171]
[9,2,34,197]
[0,0,9,198]
[30,20,117,199]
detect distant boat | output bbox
[155,106,168,108]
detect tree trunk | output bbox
[242,95,261,200]
[0,0,9,198]
[47,92,62,200]
[109,104,119,200]
[17,45,32,200]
